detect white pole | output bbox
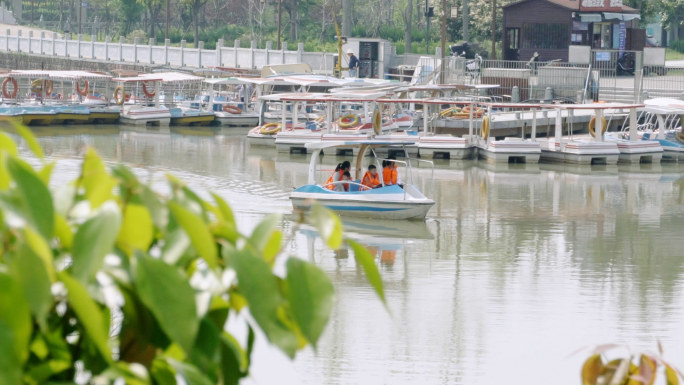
[629,107,637,141]
[531,108,537,141]
[595,108,604,142]
[281,100,287,132]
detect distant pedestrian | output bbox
[238,85,245,102]
[347,49,359,78]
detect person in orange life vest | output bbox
[325,160,350,190]
[382,157,400,186]
[361,164,382,190]
[334,171,352,192]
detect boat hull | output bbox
[87,112,120,124]
[22,113,56,126]
[290,184,434,220]
[291,196,433,220]
[170,115,215,126]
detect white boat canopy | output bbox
[9,70,112,80]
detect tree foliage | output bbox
[20,0,684,53]
[0,123,386,384]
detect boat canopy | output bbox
[139,72,203,84]
[9,70,112,80]
[644,98,684,114]
[203,77,251,85]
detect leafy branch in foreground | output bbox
[580,343,682,385]
[0,125,385,385]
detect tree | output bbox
[138,0,163,38]
[117,0,144,35]
[0,124,385,384]
[652,0,684,40]
[403,0,414,53]
[181,0,209,44]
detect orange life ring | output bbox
[142,81,156,98]
[2,77,17,98]
[259,122,282,135]
[76,80,89,96]
[223,104,242,114]
[588,116,608,138]
[463,105,484,118]
[114,85,125,105]
[440,107,461,117]
[338,114,359,128]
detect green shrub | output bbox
[0,124,384,384]
[670,40,684,54]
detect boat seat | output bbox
[349,180,362,192]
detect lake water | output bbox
[22,125,684,385]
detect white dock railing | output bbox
[0,30,343,72]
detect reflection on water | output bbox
[15,126,684,385]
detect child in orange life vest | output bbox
[325,160,350,190]
[382,158,400,186]
[361,164,382,190]
[334,171,352,192]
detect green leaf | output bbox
[220,332,248,385]
[211,192,235,226]
[54,214,73,249]
[285,258,334,348]
[38,161,55,185]
[161,227,192,266]
[117,203,154,255]
[0,152,10,190]
[13,123,43,160]
[0,272,31,385]
[230,250,298,357]
[71,203,122,283]
[59,272,111,361]
[24,360,71,384]
[311,205,343,249]
[13,241,53,329]
[135,254,199,355]
[6,156,54,238]
[151,358,177,385]
[81,148,116,209]
[24,226,56,281]
[348,240,386,303]
[139,185,167,229]
[248,214,281,253]
[168,201,218,269]
[0,131,18,156]
[262,230,283,265]
[168,359,214,385]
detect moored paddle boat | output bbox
[290,140,435,220]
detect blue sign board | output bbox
[595,51,610,61]
[618,21,626,55]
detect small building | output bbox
[503,0,642,61]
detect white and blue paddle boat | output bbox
[290,140,435,220]
[641,98,684,162]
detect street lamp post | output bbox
[277,0,282,50]
[78,1,82,35]
[166,0,169,40]
[425,0,433,54]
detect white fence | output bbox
[0,30,353,72]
